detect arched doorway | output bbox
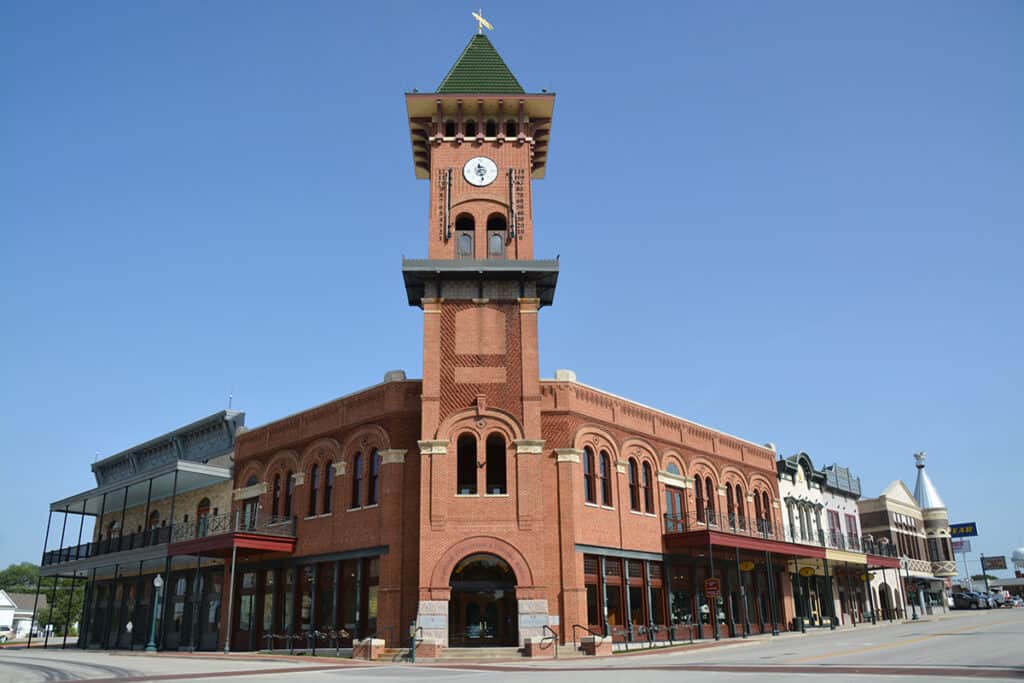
[449,553,517,647]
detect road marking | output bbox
[789,618,1020,663]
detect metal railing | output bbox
[664,512,899,559]
[41,525,172,566]
[171,510,296,543]
[664,511,786,542]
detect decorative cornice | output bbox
[554,448,581,464]
[380,449,408,465]
[418,440,449,456]
[514,439,545,455]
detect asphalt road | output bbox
[1,609,1021,682]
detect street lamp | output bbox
[901,558,918,621]
[145,574,164,652]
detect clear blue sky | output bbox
[2,2,1021,578]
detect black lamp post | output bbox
[902,558,918,621]
[145,574,164,652]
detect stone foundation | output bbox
[416,600,449,646]
[516,598,550,647]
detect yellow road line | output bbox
[789,617,1020,664]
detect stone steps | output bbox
[437,646,523,660]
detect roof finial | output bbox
[472,10,493,34]
[914,451,927,469]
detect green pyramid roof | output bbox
[436,34,525,94]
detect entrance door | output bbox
[448,553,518,647]
[665,487,685,532]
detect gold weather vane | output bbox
[472,10,493,34]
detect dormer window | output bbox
[486,213,507,258]
[455,213,475,258]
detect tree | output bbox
[39,578,86,636]
[0,562,39,592]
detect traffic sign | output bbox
[703,578,721,597]
[950,522,979,538]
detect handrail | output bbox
[571,623,602,650]
[541,624,558,659]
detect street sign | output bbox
[952,539,972,553]
[703,578,721,597]
[981,556,1007,571]
[950,522,979,538]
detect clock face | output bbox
[463,156,498,187]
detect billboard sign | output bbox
[951,539,972,553]
[949,522,979,538]
[981,556,1007,571]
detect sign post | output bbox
[950,522,979,591]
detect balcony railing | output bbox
[170,510,295,543]
[663,511,899,559]
[664,510,786,542]
[41,526,172,567]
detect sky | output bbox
[2,1,1021,579]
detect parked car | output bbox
[1010,596,1024,608]
[979,592,997,609]
[952,592,986,609]
[0,625,10,643]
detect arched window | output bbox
[464,119,477,137]
[455,213,475,259]
[705,476,716,524]
[762,491,771,529]
[444,119,456,137]
[600,451,613,506]
[456,434,477,495]
[485,434,507,494]
[628,459,641,511]
[485,119,497,137]
[667,462,681,476]
[350,453,363,509]
[735,485,745,528]
[486,213,507,258]
[695,475,705,522]
[583,447,596,503]
[368,449,380,505]
[308,464,319,517]
[272,474,281,517]
[505,120,517,137]
[196,498,211,536]
[323,462,334,514]
[242,475,259,529]
[726,484,735,527]
[753,488,763,521]
[284,470,293,518]
[642,461,654,513]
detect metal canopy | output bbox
[49,460,231,515]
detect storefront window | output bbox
[629,586,644,624]
[650,587,665,625]
[318,563,334,629]
[262,570,275,632]
[586,584,599,626]
[282,569,294,634]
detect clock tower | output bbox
[402,32,557,645]
[403,33,556,445]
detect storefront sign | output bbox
[703,578,721,597]
[950,522,978,538]
[798,566,816,577]
[951,539,972,553]
[738,561,755,572]
[981,556,1007,571]
[859,572,874,582]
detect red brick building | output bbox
[39,31,887,656]
[216,33,838,653]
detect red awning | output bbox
[665,529,826,558]
[168,531,295,559]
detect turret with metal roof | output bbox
[912,451,947,510]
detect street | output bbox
[1,609,1021,682]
